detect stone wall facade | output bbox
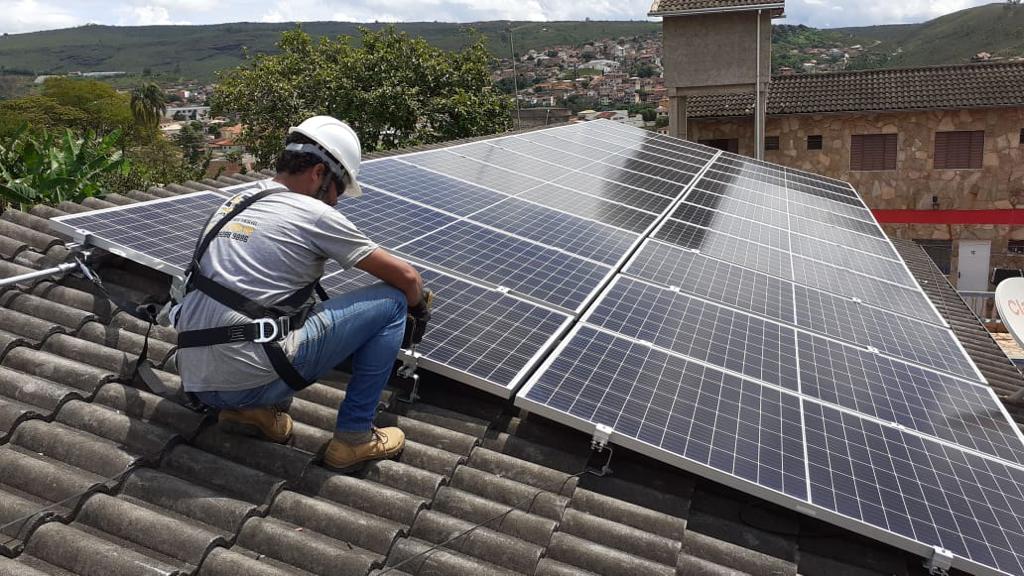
[688,107,1024,287]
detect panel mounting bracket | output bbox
[396,352,422,404]
[588,423,615,477]
[923,546,954,575]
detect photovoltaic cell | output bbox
[492,137,596,170]
[694,179,789,212]
[586,277,799,390]
[790,215,897,258]
[789,234,915,287]
[589,151,702,185]
[468,198,639,265]
[400,151,543,195]
[792,256,941,324]
[804,401,1024,576]
[798,332,1024,464]
[653,220,791,279]
[546,172,675,213]
[788,202,883,235]
[339,190,456,248]
[359,159,506,216]
[522,325,808,500]
[518,184,658,233]
[683,192,790,229]
[576,163,689,197]
[623,240,795,324]
[454,143,573,182]
[669,205,789,251]
[794,284,979,380]
[320,267,571,394]
[398,220,611,311]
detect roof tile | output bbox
[649,0,782,15]
[688,62,1024,117]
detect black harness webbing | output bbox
[175,189,325,391]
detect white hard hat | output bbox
[288,115,363,197]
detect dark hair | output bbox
[275,133,323,175]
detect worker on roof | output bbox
[171,115,431,472]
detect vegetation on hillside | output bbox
[211,26,513,166]
[0,21,660,83]
[771,25,852,72]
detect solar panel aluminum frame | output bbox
[515,325,1022,576]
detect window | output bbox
[1009,240,1024,255]
[807,135,823,150]
[851,133,897,171]
[698,138,739,153]
[1019,128,1023,144]
[934,130,984,169]
[765,136,779,151]
[914,239,952,274]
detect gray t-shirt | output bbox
[174,180,377,392]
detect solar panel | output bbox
[522,325,808,500]
[50,191,227,275]
[652,220,792,279]
[401,150,543,195]
[584,276,799,390]
[359,159,507,216]
[397,220,612,312]
[467,198,640,266]
[340,190,457,248]
[517,183,659,233]
[320,266,572,397]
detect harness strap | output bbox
[177,187,328,392]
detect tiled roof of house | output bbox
[648,0,783,16]
[686,61,1024,117]
[0,136,1017,576]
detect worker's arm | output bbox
[356,248,423,306]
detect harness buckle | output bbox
[253,318,280,343]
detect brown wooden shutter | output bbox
[851,134,896,171]
[934,131,983,169]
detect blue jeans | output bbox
[193,283,407,433]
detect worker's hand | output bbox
[403,289,433,348]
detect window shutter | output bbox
[851,134,896,171]
[934,131,983,169]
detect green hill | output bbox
[834,2,1024,67]
[0,21,660,83]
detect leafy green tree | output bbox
[0,96,87,137]
[211,26,513,166]
[130,82,167,131]
[41,78,132,135]
[641,108,657,122]
[0,125,127,208]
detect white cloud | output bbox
[784,0,989,27]
[117,5,190,26]
[0,0,80,34]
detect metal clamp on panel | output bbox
[924,546,954,575]
[588,423,615,477]
[396,351,421,404]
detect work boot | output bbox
[323,427,405,472]
[218,407,293,444]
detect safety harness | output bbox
[175,188,327,391]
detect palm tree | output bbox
[130,82,166,131]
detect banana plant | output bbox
[0,125,128,209]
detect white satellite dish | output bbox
[993,277,1024,347]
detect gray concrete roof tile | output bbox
[409,508,545,573]
[234,515,382,576]
[145,186,179,199]
[98,194,136,206]
[79,197,117,211]
[0,293,95,332]
[74,322,175,365]
[0,221,61,255]
[125,190,161,203]
[430,485,557,547]
[561,507,681,566]
[448,465,570,521]
[0,308,63,344]
[268,491,401,556]
[297,465,427,526]
[384,536,522,576]
[1,347,117,396]
[546,531,676,576]
[40,335,134,379]
[18,522,185,576]
[119,467,257,536]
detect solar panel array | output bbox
[49,120,1024,574]
[515,124,1024,576]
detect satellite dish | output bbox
[994,277,1024,346]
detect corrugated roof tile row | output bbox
[0,150,987,576]
[649,0,783,16]
[685,62,1024,117]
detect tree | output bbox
[0,96,87,137]
[40,78,132,135]
[211,26,513,166]
[641,108,657,122]
[130,82,167,131]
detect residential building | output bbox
[683,62,1024,289]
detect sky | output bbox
[0,0,998,35]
